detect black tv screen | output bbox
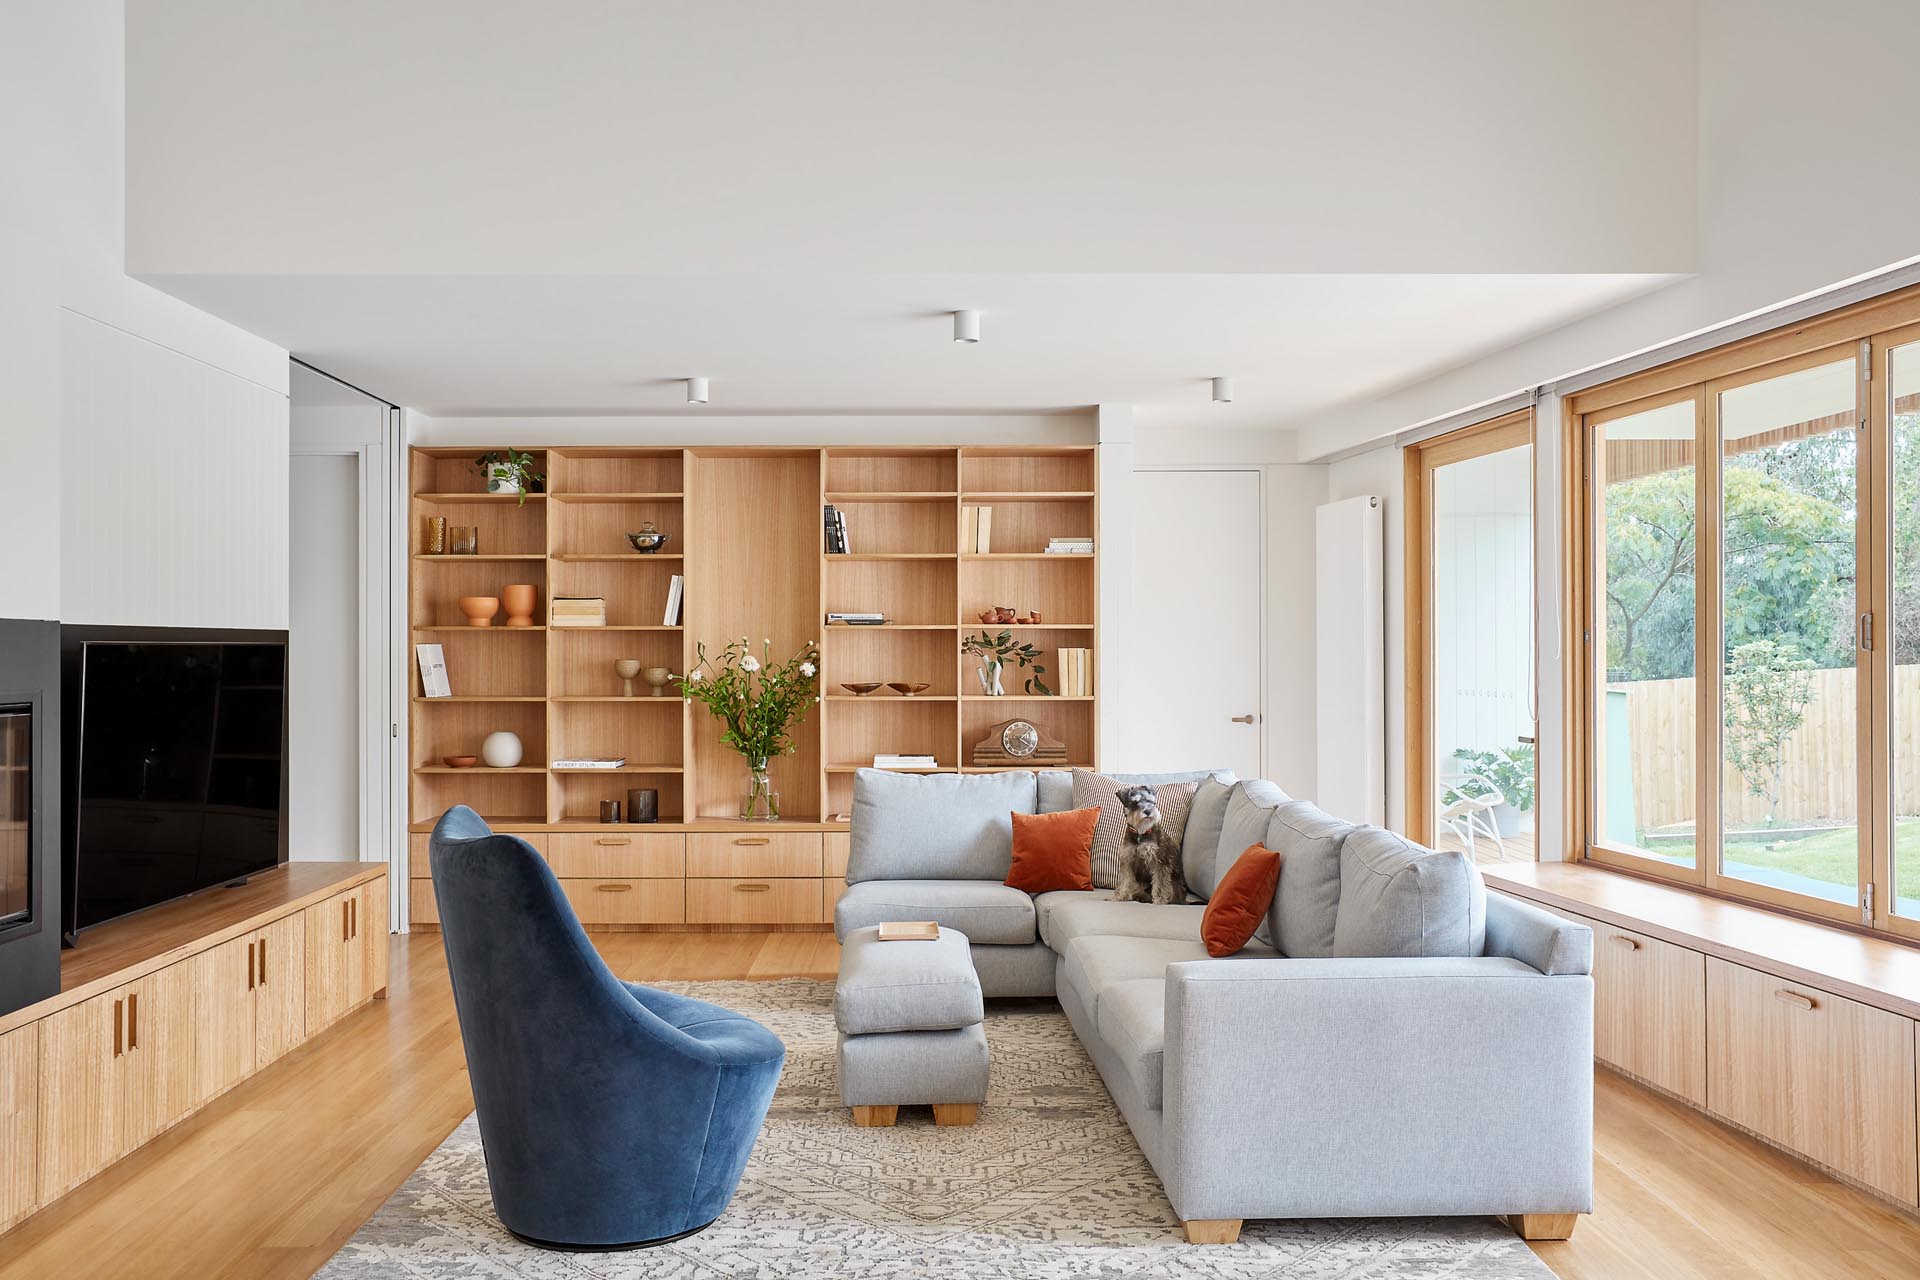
[65,636,287,935]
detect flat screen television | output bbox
[61,629,288,939]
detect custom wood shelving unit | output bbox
[407,444,1097,928]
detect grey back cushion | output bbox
[1037,770,1074,814]
[1263,800,1353,957]
[1181,774,1239,899]
[847,769,1038,883]
[1333,825,1488,958]
[1212,779,1291,902]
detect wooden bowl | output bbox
[443,754,479,768]
[886,682,931,697]
[840,682,883,697]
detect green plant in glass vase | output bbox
[679,637,821,820]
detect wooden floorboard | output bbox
[1,930,1913,1278]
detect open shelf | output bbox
[549,492,684,504]
[413,553,545,562]
[415,491,548,503]
[824,491,957,503]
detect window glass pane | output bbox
[1431,441,1535,866]
[1891,339,1920,920]
[1718,357,1858,906]
[1594,399,1696,864]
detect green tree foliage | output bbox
[1723,639,1815,826]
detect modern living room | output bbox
[5,3,1920,1277]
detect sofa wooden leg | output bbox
[932,1103,979,1126]
[1181,1218,1242,1244]
[851,1105,898,1127]
[1509,1213,1578,1241]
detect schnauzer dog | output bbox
[1111,784,1187,905]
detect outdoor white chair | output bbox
[1438,772,1506,859]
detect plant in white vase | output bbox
[962,629,1050,696]
[474,448,545,505]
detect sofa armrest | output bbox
[1159,957,1592,1221]
[1485,891,1593,975]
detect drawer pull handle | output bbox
[114,998,123,1058]
[247,941,256,990]
[735,883,773,893]
[596,883,633,893]
[595,837,632,846]
[733,837,772,847]
[1774,989,1816,1011]
[1609,935,1639,951]
[259,936,268,986]
[128,992,139,1050]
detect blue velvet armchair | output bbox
[429,806,786,1250]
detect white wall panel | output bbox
[60,310,289,629]
[0,226,60,620]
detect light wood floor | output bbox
[2,930,1916,1279]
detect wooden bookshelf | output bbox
[407,444,1098,922]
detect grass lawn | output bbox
[1647,820,1920,908]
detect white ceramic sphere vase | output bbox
[481,730,524,769]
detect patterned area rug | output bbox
[319,979,1554,1278]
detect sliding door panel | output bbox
[1887,336,1920,924]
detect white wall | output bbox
[0,0,290,630]
[288,454,360,857]
[1326,446,1406,831]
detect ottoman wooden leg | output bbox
[852,1105,898,1127]
[932,1103,979,1127]
[1509,1213,1578,1241]
[1182,1218,1242,1244]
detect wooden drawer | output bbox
[824,831,851,880]
[410,877,439,925]
[1706,956,1918,1204]
[686,877,826,926]
[1581,911,1707,1105]
[687,832,822,878]
[409,830,546,876]
[548,831,685,878]
[560,878,686,926]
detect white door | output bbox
[1125,470,1263,777]
[288,453,361,857]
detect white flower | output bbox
[740,655,762,672]
[800,661,816,677]
[688,669,703,682]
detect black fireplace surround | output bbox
[0,619,59,1017]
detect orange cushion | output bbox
[1005,807,1099,894]
[1201,843,1283,957]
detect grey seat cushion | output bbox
[847,769,1037,882]
[1036,892,1205,950]
[835,924,984,1034]
[1265,800,1355,957]
[1333,826,1488,959]
[1058,934,1211,1023]
[1095,978,1168,1108]
[834,879,1038,945]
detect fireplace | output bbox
[0,620,58,1016]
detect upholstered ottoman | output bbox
[834,925,988,1127]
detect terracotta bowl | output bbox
[442,754,479,768]
[886,682,931,697]
[458,595,500,627]
[840,682,883,697]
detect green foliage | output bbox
[475,448,545,506]
[1445,744,1536,812]
[1723,638,1815,825]
[962,629,1052,696]
[678,637,820,761]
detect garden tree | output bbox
[1605,463,1854,680]
[1723,638,1816,827]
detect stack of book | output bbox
[1057,647,1092,695]
[823,505,851,554]
[1045,536,1094,555]
[552,596,607,628]
[873,753,939,770]
[553,757,627,770]
[826,611,887,626]
[663,574,684,625]
[961,505,993,553]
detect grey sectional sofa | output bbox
[833,767,1595,1244]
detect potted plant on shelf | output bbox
[679,637,821,820]
[962,629,1051,696]
[474,448,545,505]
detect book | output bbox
[962,505,979,554]
[553,757,627,770]
[414,643,451,698]
[823,504,838,553]
[874,754,938,769]
[551,596,607,628]
[663,574,684,626]
[826,611,887,624]
[876,921,940,942]
[1045,537,1094,554]
[834,507,850,554]
[975,505,993,554]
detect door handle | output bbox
[733,837,772,846]
[114,998,123,1058]
[1517,735,1537,745]
[595,883,633,892]
[351,897,358,938]
[1775,989,1816,1011]
[259,936,268,987]
[1609,935,1639,951]
[1230,714,1257,724]
[128,992,138,1050]
[594,836,632,846]
[248,941,256,990]
[734,882,773,893]
[342,900,350,942]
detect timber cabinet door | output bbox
[354,880,387,1001]
[304,891,354,1034]
[0,1022,40,1233]
[1586,914,1708,1105]
[254,913,307,1068]
[36,987,128,1201]
[190,934,258,1105]
[122,960,198,1150]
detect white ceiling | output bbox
[163,272,1674,431]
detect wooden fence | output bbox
[1618,665,1920,831]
